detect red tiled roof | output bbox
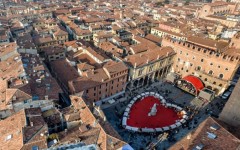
[182,75,204,92]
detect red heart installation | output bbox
[126,96,182,129]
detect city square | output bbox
[103,81,227,149]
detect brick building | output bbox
[162,38,239,95]
[68,61,128,104]
[124,47,176,90]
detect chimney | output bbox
[30,122,33,127]
[134,63,136,68]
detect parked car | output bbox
[221,91,232,100]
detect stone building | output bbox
[219,79,240,127]
[124,47,176,90]
[197,1,238,19]
[162,38,239,95]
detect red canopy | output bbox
[182,75,204,93]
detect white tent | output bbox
[130,100,134,104]
[170,124,177,129]
[142,128,155,132]
[126,126,138,131]
[145,92,150,95]
[123,112,128,117]
[183,115,188,119]
[150,92,155,95]
[162,126,170,131]
[171,104,178,108]
[122,117,127,125]
[176,106,183,111]
[175,122,182,127]
[127,104,132,108]
[137,95,141,99]
[125,107,130,112]
[133,97,137,101]
[166,103,172,107]
[155,128,163,132]
[159,96,164,99]
[180,119,186,124]
[141,93,145,97]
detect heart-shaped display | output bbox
[122,92,188,133]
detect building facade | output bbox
[124,47,176,90]
[162,38,239,95]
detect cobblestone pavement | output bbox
[102,81,227,150]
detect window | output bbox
[218,65,221,68]
[201,59,204,62]
[210,63,213,66]
[149,65,154,72]
[94,93,96,96]
[197,66,201,71]
[180,51,182,54]
[186,53,188,56]
[219,74,223,79]
[205,78,208,81]
[225,68,228,71]
[138,68,144,76]
[209,70,213,75]
[178,58,180,62]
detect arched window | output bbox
[219,84,222,87]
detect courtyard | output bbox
[102,81,227,149]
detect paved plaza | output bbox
[102,81,227,149]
